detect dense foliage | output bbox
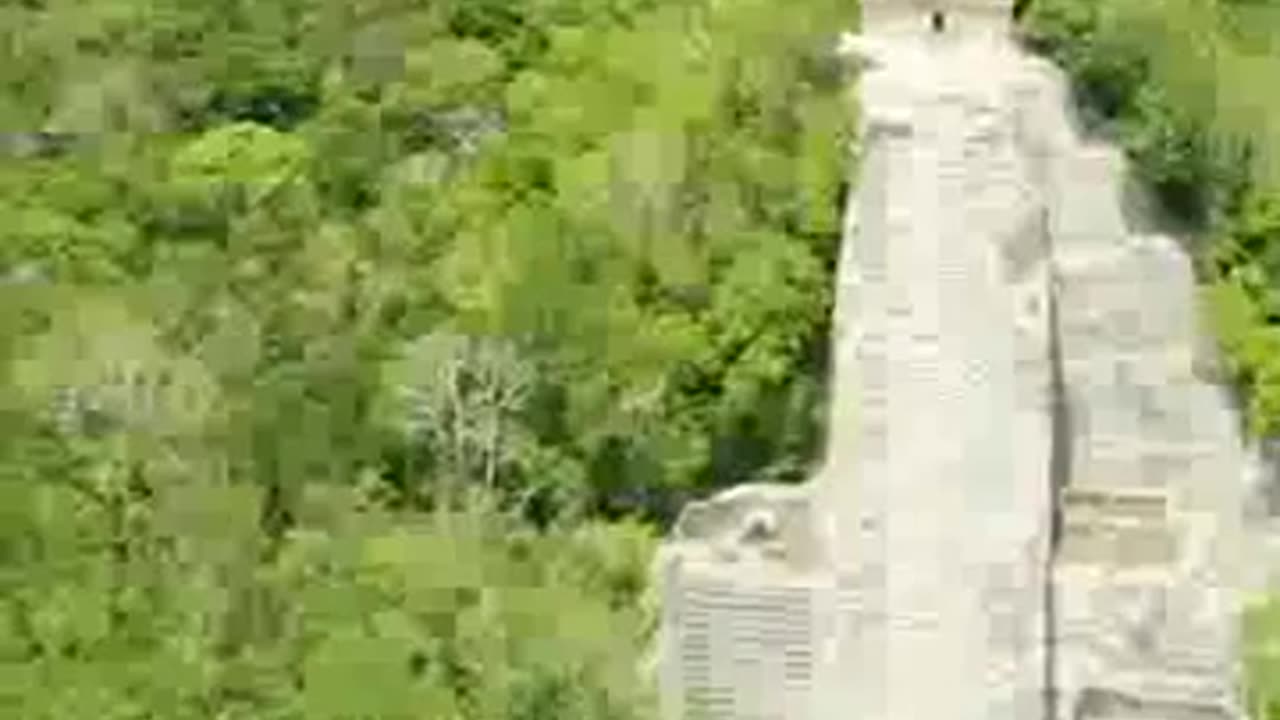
[1245,596,1280,720]
[1018,0,1280,715]
[3,493,660,719]
[0,0,857,716]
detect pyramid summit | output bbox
[861,0,1014,38]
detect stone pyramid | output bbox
[653,2,1251,719]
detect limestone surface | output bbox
[654,2,1253,719]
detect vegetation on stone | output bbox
[1019,0,1280,434]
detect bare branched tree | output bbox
[388,331,532,505]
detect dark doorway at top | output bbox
[930,10,946,33]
